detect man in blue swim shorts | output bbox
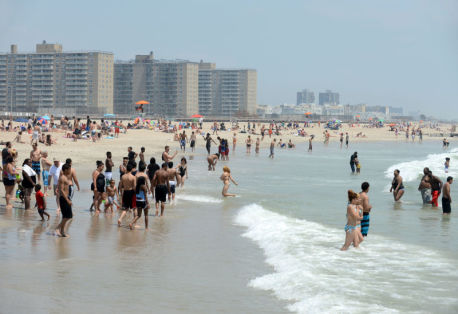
[30,143,42,183]
[359,182,372,237]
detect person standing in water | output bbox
[390,169,405,201]
[207,153,219,171]
[341,190,363,251]
[308,135,314,152]
[118,163,136,226]
[430,172,443,208]
[246,135,252,154]
[269,139,276,158]
[220,166,238,197]
[359,182,372,237]
[445,157,450,173]
[204,133,217,155]
[232,133,237,152]
[345,132,349,148]
[418,167,432,204]
[255,138,260,154]
[55,164,72,237]
[153,163,170,217]
[350,152,358,173]
[129,175,149,230]
[442,176,453,215]
[190,131,196,152]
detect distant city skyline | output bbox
[1,0,457,118]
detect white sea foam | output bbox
[176,194,223,203]
[235,204,458,313]
[385,148,458,182]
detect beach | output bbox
[1,121,457,313]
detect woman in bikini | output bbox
[220,166,238,197]
[341,190,363,251]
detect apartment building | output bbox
[0,41,113,114]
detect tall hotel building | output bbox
[0,41,113,114]
[114,54,257,117]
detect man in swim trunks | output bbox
[190,131,197,152]
[418,167,432,204]
[49,159,62,214]
[64,158,80,200]
[105,151,114,185]
[55,164,72,237]
[442,176,453,215]
[430,172,443,207]
[31,124,41,145]
[153,163,170,216]
[359,182,372,237]
[167,161,179,202]
[179,131,188,152]
[118,163,136,226]
[269,139,276,158]
[30,143,42,183]
[246,135,252,154]
[41,151,52,196]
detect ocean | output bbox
[0,140,457,313]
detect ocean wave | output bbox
[234,204,458,313]
[385,148,458,182]
[176,194,223,203]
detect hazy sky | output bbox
[1,0,457,118]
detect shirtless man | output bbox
[269,139,276,158]
[55,164,72,237]
[418,167,432,204]
[167,162,179,202]
[359,182,372,237]
[442,176,453,215]
[246,135,252,154]
[30,143,42,183]
[64,158,80,200]
[41,151,52,196]
[31,124,41,145]
[233,133,237,151]
[153,163,170,216]
[118,163,136,226]
[105,151,114,185]
[179,131,188,152]
[207,153,219,171]
[162,145,177,163]
[190,132,197,152]
[255,138,260,154]
[136,163,150,196]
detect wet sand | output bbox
[0,174,287,313]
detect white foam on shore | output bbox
[176,194,223,204]
[235,204,458,313]
[385,148,458,182]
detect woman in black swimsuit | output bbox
[178,157,188,187]
[390,169,405,201]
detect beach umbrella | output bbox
[15,118,28,123]
[304,112,312,115]
[38,118,47,124]
[104,113,115,117]
[355,114,360,118]
[40,115,50,120]
[135,100,149,105]
[379,119,384,122]
[191,114,203,118]
[368,117,373,121]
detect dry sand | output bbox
[1,121,454,176]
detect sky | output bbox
[1,0,457,118]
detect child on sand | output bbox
[35,184,50,221]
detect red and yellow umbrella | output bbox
[135,100,149,105]
[191,114,203,118]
